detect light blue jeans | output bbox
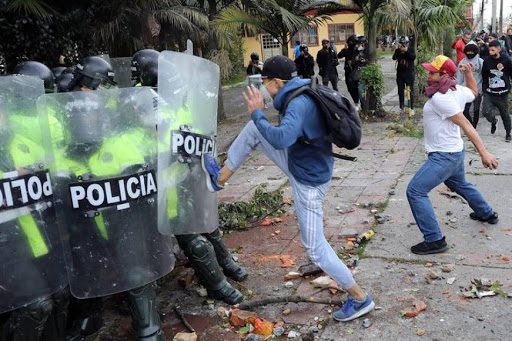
[407,150,493,242]
[226,121,356,289]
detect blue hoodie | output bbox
[251,77,333,186]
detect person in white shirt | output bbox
[407,55,499,255]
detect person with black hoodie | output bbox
[481,40,512,142]
[392,36,416,114]
[294,44,315,79]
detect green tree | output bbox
[213,0,347,56]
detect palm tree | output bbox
[213,0,349,56]
[93,0,210,56]
[3,0,55,19]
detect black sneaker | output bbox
[410,237,448,255]
[491,119,497,134]
[469,211,499,224]
[506,134,511,142]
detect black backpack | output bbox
[281,81,362,152]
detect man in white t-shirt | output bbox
[407,55,499,255]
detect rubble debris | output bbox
[287,330,301,338]
[247,317,273,337]
[280,255,296,268]
[462,278,507,298]
[362,318,372,328]
[282,308,291,316]
[230,309,258,327]
[427,271,440,280]
[177,268,195,288]
[310,276,335,288]
[401,300,427,318]
[283,281,294,288]
[173,332,197,341]
[273,326,285,337]
[416,329,427,336]
[446,277,456,285]
[357,230,375,243]
[441,264,455,273]
[284,272,301,280]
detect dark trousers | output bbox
[482,93,511,133]
[396,73,415,109]
[345,76,359,104]
[322,73,338,91]
[463,94,482,128]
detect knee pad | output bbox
[184,235,214,262]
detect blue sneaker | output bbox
[333,294,375,322]
[201,153,223,192]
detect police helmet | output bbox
[299,44,308,53]
[140,60,158,87]
[357,36,368,44]
[52,66,67,79]
[131,49,160,85]
[14,61,54,92]
[55,72,74,93]
[250,52,259,61]
[72,56,116,90]
[347,35,358,46]
[398,36,409,45]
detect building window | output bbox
[290,27,319,47]
[328,24,355,44]
[262,34,281,49]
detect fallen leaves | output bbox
[401,299,427,318]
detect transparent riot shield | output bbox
[37,87,175,299]
[157,51,219,235]
[0,75,66,313]
[111,57,133,88]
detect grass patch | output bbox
[218,185,286,232]
[221,73,246,87]
[377,50,394,58]
[386,119,424,139]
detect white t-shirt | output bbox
[423,85,475,153]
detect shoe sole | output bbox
[201,154,215,192]
[333,301,375,322]
[411,245,449,255]
[470,214,499,225]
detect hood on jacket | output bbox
[273,77,311,111]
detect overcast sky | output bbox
[473,0,512,26]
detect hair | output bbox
[489,40,501,48]
[490,33,498,38]
[295,41,300,45]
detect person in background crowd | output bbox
[481,40,512,142]
[293,41,301,59]
[392,35,416,114]
[294,44,315,79]
[476,37,489,58]
[452,31,472,65]
[316,38,339,91]
[246,52,262,76]
[456,41,484,128]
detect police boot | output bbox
[126,284,164,341]
[42,288,70,341]
[204,229,248,282]
[0,296,53,341]
[177,234,243,305]
[65,297,103,341]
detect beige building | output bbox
[242,9,363,67]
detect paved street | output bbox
[99,56,512,340]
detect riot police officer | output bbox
[43,56,174,341]
[0,65,68,341]
[338,35,368,109]
[149,49,248,305]
[131,49,161,87]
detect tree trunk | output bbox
[281,33,289,56]
[367,18,377,63]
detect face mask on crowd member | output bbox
[463,41,479,59]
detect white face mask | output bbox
[260,84,273,106]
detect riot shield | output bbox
[37,87,175,299]
[111,57,133,88]
[157,51,219,235]
[0,75,66,313]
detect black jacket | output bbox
[482,54,512,96]
[316,47,338,76]
[392,48,416,75]
[294,53,315,78]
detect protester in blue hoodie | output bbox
[202,55,375,322]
